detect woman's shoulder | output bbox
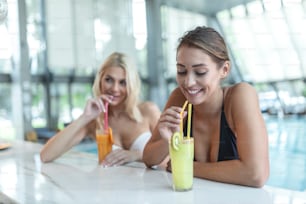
[224,82,259,110]
[228,81,254,90]
[225,82,257,98]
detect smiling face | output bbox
[100,66,127,106]
[176,46,229,105]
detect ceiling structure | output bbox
[160,0,257,15]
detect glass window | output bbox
[71,83,92,119]
[132,0,148,78]
[0,84,14,140]
[32,83,47,128]
[218,0,305,83]
[283,1,306,77]
[161,6,207,79]
[26,0,46,74]
[262,0,282,11]
[0,26,12,73]
[46,0,141,77]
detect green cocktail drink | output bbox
[169,132,194,191]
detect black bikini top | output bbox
[183,92,239,161]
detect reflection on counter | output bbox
[0,141,305,204]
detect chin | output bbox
[110,101,120,106]
[187,99,199,105]
[184,91,201,102]
[111,99,125,106]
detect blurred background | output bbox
[0,0,305,192]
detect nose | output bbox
[184,72,196,87]
[111,82,120,92]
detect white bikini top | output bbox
[112,131,151,154]
[129,131,151,153]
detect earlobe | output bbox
[221,61,230,78]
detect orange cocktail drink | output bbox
[96,127,113,164]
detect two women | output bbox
[41,26,270,188]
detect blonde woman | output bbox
[40,52,160,166]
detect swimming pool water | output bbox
[77,115,306,192]
[264,115,306,191]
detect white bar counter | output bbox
[0,141,305,204]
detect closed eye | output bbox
[177,70,187,75]
[105,77,113,83]
[120,80,126,86]
[195,71,207,76]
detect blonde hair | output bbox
[92,52,142,122]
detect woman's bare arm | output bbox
[143,88,186,167]
[40,97,105,162]
[40,116,92,163]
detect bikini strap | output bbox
[183,106,193,137]
[222,88,225,111]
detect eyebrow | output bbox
[176,63,207,68]
[105,74,125,81]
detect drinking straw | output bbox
[180,100,188,135]
[104,102,109,132]
[97,117,103,130]
[187,103,192,139]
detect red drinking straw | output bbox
[104,102,109,132]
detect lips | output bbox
[187,89,202,95]
[111,95,121,101]
[106,94,120,102]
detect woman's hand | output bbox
[101,149,141,167]
[82,95,113,122]
[157,106,187,141]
